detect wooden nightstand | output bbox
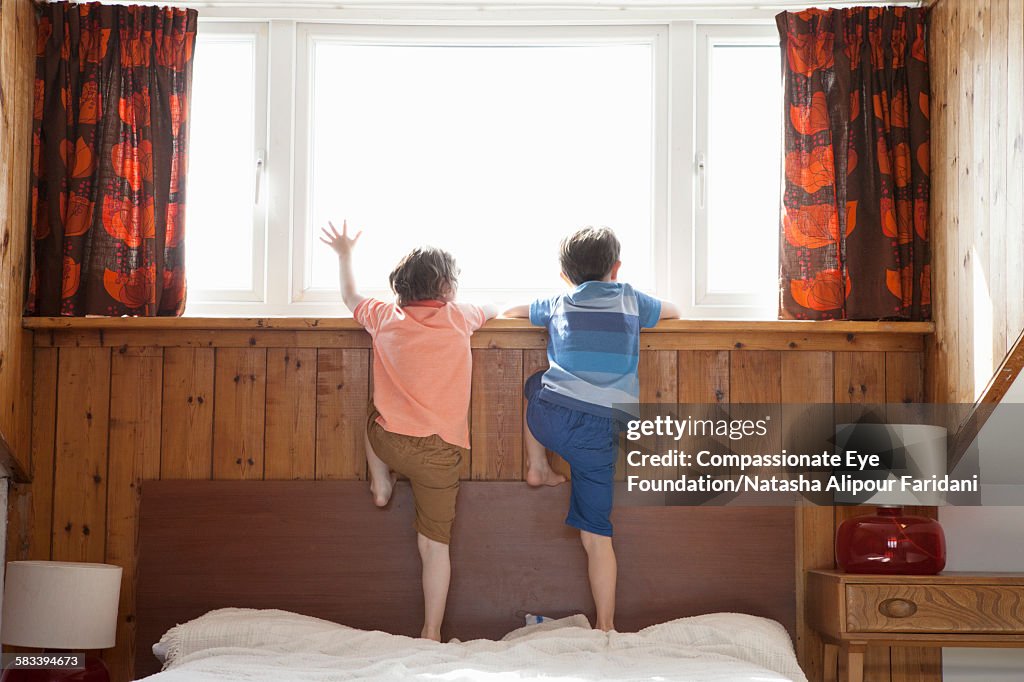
[807,569,1024,682]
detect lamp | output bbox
[833,424,947,575]
[1,561,122,682]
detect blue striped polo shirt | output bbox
[530,281,661,423]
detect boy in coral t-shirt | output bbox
[321,221,496,641]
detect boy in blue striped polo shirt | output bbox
[503,226,679,631]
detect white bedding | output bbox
[143,607,808,682]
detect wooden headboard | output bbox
[135,480,795,678]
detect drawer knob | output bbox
[879,598,918,618]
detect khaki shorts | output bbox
[366,404,465,544]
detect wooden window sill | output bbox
[22,316,935,335]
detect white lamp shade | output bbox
[2,561,122,649]
[834,423,948,506]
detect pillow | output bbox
[155,607,348,669]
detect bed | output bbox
[135,480,804,681]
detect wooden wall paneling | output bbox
[6,348,58,562]
[32,329,372,350]
[926,0,951,405]
[31,326,930,353]
[929,0,1024,403]
[781,352,833,682]
[453,347,471,481]
[470,349,524,480]
[988,0,1009,365]
[642,331,924,352]
[105,347,162,682]
[51,348,111,562]
[14,330,33,464]
[675,350,730,480]
[884,349,941,682]
[160,348,214,479]
[780,352,832,404]
[212,348,267,480]
[521,349,569,479]
[265,348,316,479]
[677,350,729,404]
[315,348,369,480]
[885,352,925,405]
[1007,0,1024,346]
[956,0,976,404]
[833,350,891,682]
[729,351,782,484]
[627,351,678,483]
[730,351,781,404]
[834,352,886,408]
[971,0,991,401]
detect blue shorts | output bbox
[523,371,618,537]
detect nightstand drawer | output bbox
[847,584,1024,633]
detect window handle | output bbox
[696,152,706,210]
[254,150,265,205]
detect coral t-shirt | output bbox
[353,298,486,449]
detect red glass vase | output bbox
[835,506,946,575]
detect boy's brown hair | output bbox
[559,226,621,286]
[389,247,459,306]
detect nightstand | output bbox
[807,569,1024,682]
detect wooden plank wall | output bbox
[7,327,930,682]
[0,0,37,476]
[927,0,1024,404]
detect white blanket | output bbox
[144,608,808,682]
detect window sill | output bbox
[23,316,934,334]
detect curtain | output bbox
[776,7,931,321]
[26,2,197,316]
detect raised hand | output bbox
[319,220,363,258]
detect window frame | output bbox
[182,15,790,319]
[689,23,782,319]
[184,21,270,309]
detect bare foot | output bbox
[526,463,567,487]
[370,472,397,507]
[421,627,441,642]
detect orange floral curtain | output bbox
[777,7,931,320]
[26,2,197,316]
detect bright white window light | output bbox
[305,41,655,302]
[185,34,258,293]
[705,43,781,297]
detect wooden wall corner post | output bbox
[0,0,38,482]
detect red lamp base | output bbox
[0,656,109,682]
[836,506,946,575]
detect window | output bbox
[184,23,268,304]
[295,27,664,305]
[181,16,782,318]
[692,26,783,317]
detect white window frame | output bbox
[688,23,781,319]
[184,22,270,309]
[290,23,669,306]
[183,11,801,318]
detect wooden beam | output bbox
[0,426,28,482]
[949,327,1024,469]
